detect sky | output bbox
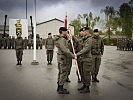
[0,0,130,27]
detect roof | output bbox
[37,18,73,26]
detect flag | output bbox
[64,13,68,29]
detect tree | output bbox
[71,12,100,35]
[119,3,132,38]
[101,6,117,45]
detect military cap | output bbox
[59,27,67,34]
[94,29,99,32]
[59,27,67,31]
[48,33,51,35]
[83,27,90,31]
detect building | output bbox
[37,18,74,39]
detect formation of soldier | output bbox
[53,27,104,94]
[0,34,44,50]
[117,39,133,51]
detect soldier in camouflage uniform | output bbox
[11,36,15,49]
[45,33,55,65]
[15,20,24,65]
[24,37,28,49]
[91,29,104,83]
[7,36,12,49]
[76,27,92,93]
[39,38,43,49]
[53,27,75,94]
[0,34,2,49]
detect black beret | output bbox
[59,27,67,32]
[83,27,90,31]
[48,33,51,35]
[94,29,99,32]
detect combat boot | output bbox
[92,75,96,82]
[66,77,71,82]
[57,84,67,92]
[19,61,22,65]
[58,85,69,94]
[80,86,90,93]
[92,75,99,82]
[16,60,19,65]
[94,75,99,82]
[78,83,86,91]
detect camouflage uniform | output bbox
[7,36,12,49]
[76,35,92,92]
[91,35,104,82]
[24,37,28,49]
[54,34,74,94]
[11,36,15,49]
[15,37,24,65]
[45,36,55,64]
[39,38,43,49]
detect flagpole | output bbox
[65,14,81,80]
[31,0,39,65]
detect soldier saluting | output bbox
[14,20,24,65]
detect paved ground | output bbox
[0,46,133,100]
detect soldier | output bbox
[15,30,24,65]
[15,20,24,65]
[28,37,32,49]
[39,38,43,49]
[36,36,40,49]
[7,36,12,49]
[76,27,92,93]
[53,27,75,94]
[3,36,7,49]
[11,36,15,49]
[24,37,28,49]
[45,33,55,65]
[91,29,104,83]
[0,34,2,49]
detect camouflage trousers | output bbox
[91,55,101,75]
[81,61,92,86]
[46,50,54,62]
[66,58,72,78]
[16,50,23,61]
[58,63,68,85]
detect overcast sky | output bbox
[0,0,130,26]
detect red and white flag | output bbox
[64,13,68,29]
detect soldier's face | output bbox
[94,32,99,36]
[80,31,83,36]
[62,31,67,36]
[82,30,89,36]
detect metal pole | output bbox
[31,0,39,65]
[26,0,27,19]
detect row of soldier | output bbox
[117,39,133,51]
[0,34,44,49]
